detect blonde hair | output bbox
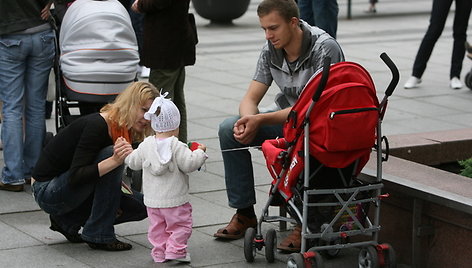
[101,81,160,142]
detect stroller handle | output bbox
[312,56,331,102]
[380,52,399,97]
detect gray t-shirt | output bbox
[253,20,345,109]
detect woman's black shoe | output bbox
[49,215,84,243]
[87,239,132,251]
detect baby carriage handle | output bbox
[312,56,331,102]
[380,52,399,97]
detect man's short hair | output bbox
[257,0,299,22]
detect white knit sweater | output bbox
[125,136,207,208]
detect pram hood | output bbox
[284,61,379,168]
[59,0,139,100]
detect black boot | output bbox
[87,239,132,251]
[49,215,83,243]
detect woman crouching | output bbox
[31,81,159,251]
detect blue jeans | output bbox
[0,29,55,185]
[218,116,283,209]
[298,0,339,38]
[32,146,147,243]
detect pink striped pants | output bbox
[146,202,192,263]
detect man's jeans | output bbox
[218,116,283,209]
[0,29,55,185]
[32,146,147,243]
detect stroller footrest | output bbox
[304,226,381,240]
[263,215,297,224]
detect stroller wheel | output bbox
[378,243,396,268]
[287,253,304,268]
[465,72,472,89]
[358,245,379,268]
[319,224,341,258]
[287,251,323,268]
[264,228,276,263]
[307,250,324,267]
[243,227,256,262]
[319,239,341,258]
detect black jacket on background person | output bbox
[0,0,50,35]
[137,0,196,69]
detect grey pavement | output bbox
[1,0,471,267]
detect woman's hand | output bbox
[40,2,52,21]
[97,137,133,177]
[113,137,133,164]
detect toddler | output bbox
[125,93,207,263]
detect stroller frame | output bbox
[244,53,399,267]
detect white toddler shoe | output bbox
[450,77,462,89]
[404,76,422,89]
[174,253,191,263]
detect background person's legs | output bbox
[149,68,187,143]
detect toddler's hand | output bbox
[197,144,206,152]
[188,141,206,152]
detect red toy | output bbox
[187,141,201,151]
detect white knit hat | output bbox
[144,92,180,132]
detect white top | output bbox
[125,136,207,208]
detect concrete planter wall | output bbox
[192,0,250,25]
[361,129,472,268]
[377,183,471,268]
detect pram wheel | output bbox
[358,245,379,268]
[287,251,323,268]
[319,239,341,258]
[378,243,397,268]
[287,253,304,268]
[243,227,256,262]
[319,223,342,258]
[465,71,472,89]
[264,228,276,263]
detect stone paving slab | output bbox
[0,187,37,214]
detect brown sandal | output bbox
[213,213,257,240]
[277,225,301,252]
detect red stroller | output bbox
[243,53,399,267]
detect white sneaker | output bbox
[450,77,462,89]
[174,253,191,263]
[404,76,422,89]
[140,67,150,78]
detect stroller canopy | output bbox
[59,0,139,100]
[285,61,380,168]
